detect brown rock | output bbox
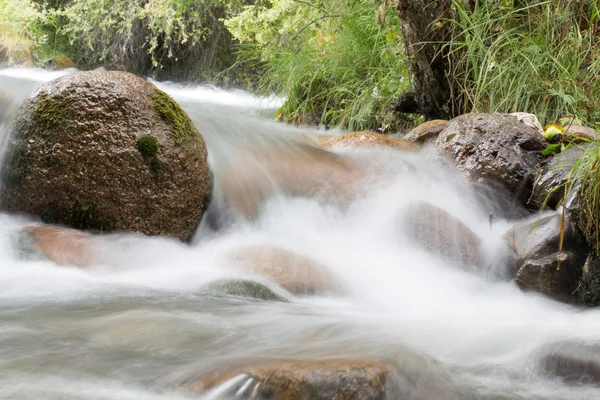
[323,131,418,151]
[217,142,363,218]
[178,359,401,399]
[20,225,99,267]
[402,202,483,269]
[515,252,582,302]
[436,113,546,206]
[0,71,211,241]
[563,124,599,143]
[224,245,342,295]
[403,120,448,144]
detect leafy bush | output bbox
[226,0,411,131]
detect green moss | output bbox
[39,205,58,224]
[33,92,74,132]
[151,88,197,143]
[149,157,163,174]
[136,135,159,157]
[69,199,114,232]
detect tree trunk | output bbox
[394,0,455,119]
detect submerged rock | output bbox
[217,142,363,219]
[224,245,342,295]
[202,279,288,302]
[17,225,100,267]
[402,119,448,144]
[529,146,587,210]
[177,359,404,399]
[323,131,418,151]
[436,113,546,207]
[402,202,483,269]
[539,343,600,385]
[0,71,211,241]
[515,252,582,302]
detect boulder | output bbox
[0,71,211,241]
[529,146,587,210]
[401,202,483,269]
[216,142,363,219]
[503,212,585,262]
[17,225,100,267]
[224,245,342,295]
[202,279,288,302]
[563,124,599,144]
[577,255,600,307]
[323,131,418,151]
[403,119,448,144]
[177,359,404,399]
[515,252,583,302]
[539,343,600,385]
[436,113,546,206]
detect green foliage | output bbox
[136,135,159,158]
[227,0,410,131]
[447,0,600,127]
[69,199,114,231]
[39,205,58,223]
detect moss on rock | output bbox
[39,205,58,224]
[69,199,114,232]
[151,88,196,143]
[137,135,159,157]
[578,256,600,307]
[33,92,74,132]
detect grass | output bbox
[446,0,600,127]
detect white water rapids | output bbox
[0,68,599,399]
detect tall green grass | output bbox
[447,0,600,127]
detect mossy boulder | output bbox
[0,71,211,241]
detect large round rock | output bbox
[436,113,546,205]
[0,71,210,241]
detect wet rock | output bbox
[217,142,363,219]
[402,202,483,269]
[577,255,600,307]
[49,56,76,70]
[0,44,7,65]
[202,279,288,302]
[0,71,211,241]
[529,146,587,210]
[436,113,546,207]
[540,343,600,385]
[323,131,418,151]
[178,359,404,399]
[515,251,582,302]
[563,124,599,143]
[17,225,99,267]
[503,212,585,262]
[403,119,448,144]
[224,245,342,295]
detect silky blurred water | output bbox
[0,68,599,400]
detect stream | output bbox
[0,68,599,399]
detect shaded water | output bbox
[1,68,600,399]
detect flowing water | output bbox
[0,68,599,399]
